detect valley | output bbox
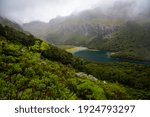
[22,9,150,62]
[1,22,150,100]
[0,0,150,100]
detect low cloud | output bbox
[0,0,149,24]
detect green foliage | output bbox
[101,82,130,100]
[84,63,150,91]
[0,24,39,46]
[0,24,150,100]
[0,31,86,99]
[41,46,73,65]
[40,41,49,51]
[67,78,106,100]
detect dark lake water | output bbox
[73,50,150,64]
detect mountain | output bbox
[1,23,150,99]
[22,1,147,44]
[23,21,48,39]
[22,4,150,61]
[88,21,150,61]
[0,16,23,31]
[22,7,123,44]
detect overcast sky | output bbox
[0,0,149,24]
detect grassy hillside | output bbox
[0,24,150,99]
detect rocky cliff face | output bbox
[45,23,118,45]
[22,8,121,45]
[52,23,117,36]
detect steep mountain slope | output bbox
[1,24,150,99]
[23,21,48,39]
[0,24,106,100]
[0,16,22,31]
[22,1,146,45]
[89,21,150,61]
[22,8,122,44]
[22,7,150,61]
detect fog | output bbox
[0,0,149,24]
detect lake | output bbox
[73,49,150,64]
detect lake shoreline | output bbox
[66,47,88,54]
[59,45,150,64]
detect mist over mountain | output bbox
[1,0,150,61]
[1,0,150,24]
[22,0,150,61]
[23,21,48,39]
[22,0,150,41]
[0,16,22,31]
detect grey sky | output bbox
[0,0,149,24]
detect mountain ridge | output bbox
[22,2,150,61]
[0,16,23,31]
